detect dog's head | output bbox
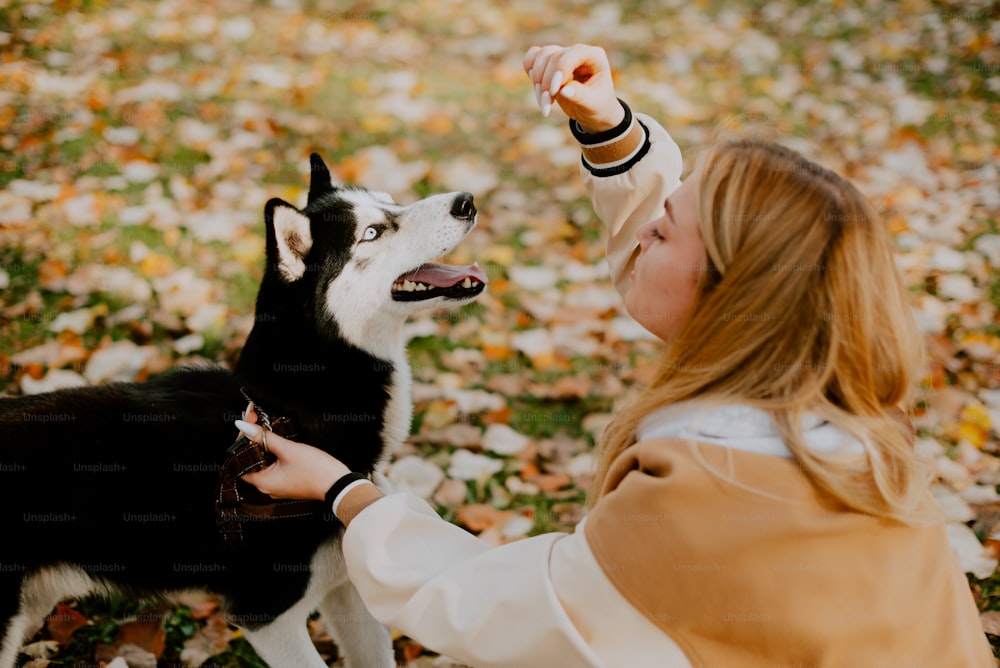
[261,153,487,358]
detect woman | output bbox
[236,44,992,667]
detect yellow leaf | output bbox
[361,115,395,134]
[480,244,515,267]
[422,399,458,430]
[421,116,453,135]
[957,422,988,449]
[961,403,992,432]
[140,252,175,278]
[529,352,558,371]
[885,215,909,234]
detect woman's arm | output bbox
[525,44,684,297]
[340,490,690,668]
[237,424,689,667]
[577,109,684,297]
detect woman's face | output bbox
[624,170,707,341]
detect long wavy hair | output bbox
[591,136,937,526]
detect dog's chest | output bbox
[380,356,412,454]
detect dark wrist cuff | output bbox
[324,472,368,510]
[570,98,632,144]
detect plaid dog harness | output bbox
[215,394,324,546]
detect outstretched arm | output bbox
[524,44,684,297]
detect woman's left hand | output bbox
[235,415,350,501]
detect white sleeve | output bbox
[579,112,684,298]
[341,493,606,667]
[341,494,693,668]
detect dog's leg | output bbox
[306,539,394,668]
[0,610,30,668]
[239,598,330,668]
[318,580,394,668]
[0,566,100,668]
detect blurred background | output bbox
[1,0,999,665]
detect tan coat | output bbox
[585,437,994,666]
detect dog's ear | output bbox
[308,152,336,205]
[265,198,313,282]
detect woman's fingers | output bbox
[234,419,350,501]
[524,43,623,132]
[523,43,616,119]
[235,419,288,455]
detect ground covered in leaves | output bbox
[1,0,999,665]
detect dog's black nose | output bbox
[450,193,476,221]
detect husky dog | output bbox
[0,153,487,668]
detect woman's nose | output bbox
[636,222,653,248]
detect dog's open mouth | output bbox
[391,262,488,301]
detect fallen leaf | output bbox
[457,504,513,532]
[387,455,445,499]
[114,642,159,668]
[980,611,1000,636]
[46,605,88,645]
[173,591,220,620]
[481,423,530,456]
[115,619,166,658]
[527,472,572,493]
[180,612,232,668]
[421,399,459,430]
[433,479,468,507]
[447,449,503,482]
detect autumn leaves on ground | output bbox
[1,0,999,665]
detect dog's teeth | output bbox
[415,283,427,291]
[461,278,472,288]
[403,280,417,291]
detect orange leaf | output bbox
[528,473,572,493]
[457,504,512,532]
[481,405,512,425]
[46,605,88,645]
[520,462,541,480]
[38,260,69,290]
[115,618,166,658]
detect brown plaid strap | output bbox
[215,413,324,547]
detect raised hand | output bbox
[523,43,625,133]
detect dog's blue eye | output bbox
[363,226,379,241]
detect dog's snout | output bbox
[450,193,476,221]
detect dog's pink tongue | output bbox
[403,262,488,287]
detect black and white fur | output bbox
[0,153,486,668]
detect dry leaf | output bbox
[173,591,220,620]
[115,619,166,658]
[457,504,513,532]
[180,612,232,668]
[46,605,88,645]
[433,479,468,507]
[980,611,1000,636]
[481,424,530,456]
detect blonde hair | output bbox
[592,135,937,526]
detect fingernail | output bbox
[528,67,534,79]
[245,401,253,415]
[534,82,541,108]
[549,71,563,97]
[540,91,551,117]
[560,84,575,99]
[235,420,261,438]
